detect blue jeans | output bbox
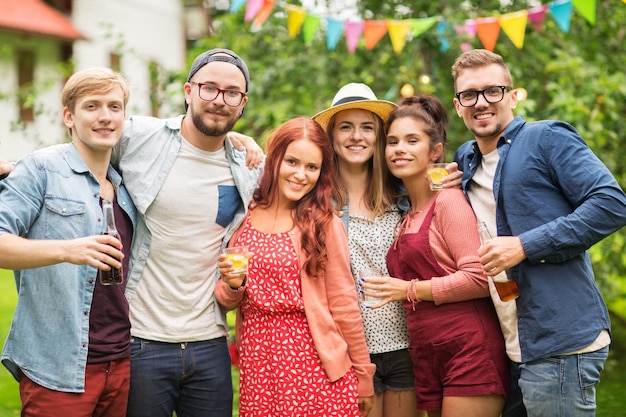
[126,337,233,417]
[516,346,609,417]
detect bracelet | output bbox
[406,279,421,311]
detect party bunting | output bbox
[388,19,412,54]
[475,17,500,51]
[326,18,344,51]
[230,0,246,13]
[345,21,364,53]
[549,0,574,33]
[572,0,596,25]
[286,5,306,39]
[252,0,275,29]
[527,5,549,32]
[410,16,438,38]
[456,19,477,38]
[364,20,388,50]
[232,0,618,53]
[499,10,528,49]
[244,0,263,22]
[302,14,321,45]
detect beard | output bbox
[191,107,240,137]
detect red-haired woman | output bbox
[215,117,375,417]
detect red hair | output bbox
[254,117,338,278]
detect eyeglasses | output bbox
[190,81,246,107]
[455,86,512,107]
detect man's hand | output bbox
[442,161,462,189]
[477,236,527,276]
[0,160,14,180]
[228,132,264,169]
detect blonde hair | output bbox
[62,67,129,112]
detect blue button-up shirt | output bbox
[112,115,261,333]
[454,115,626,362]
[0,144,136,392]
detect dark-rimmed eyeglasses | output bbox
[190,81,246,107]
[455,86,512,107]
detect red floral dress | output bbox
[236,214,359,417]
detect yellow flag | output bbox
[499,10,528,49]
[387,19,412,54]
[286,5,307,39]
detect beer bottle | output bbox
[99,199,123,285]
[477,221,520,302]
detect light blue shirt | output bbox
[112,115,261,334]
[0,143,137,392]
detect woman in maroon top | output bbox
[361,95,508,417]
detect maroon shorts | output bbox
[19,357,130,417]
[407,298,509,410]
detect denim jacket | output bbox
[0,143,137,392]
[112,115,260,333]
[454,115,626,362]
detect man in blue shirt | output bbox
[0,68,136,416]
[452,49,626,417]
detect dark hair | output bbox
[253,117,338,278]
[384,94,448,162]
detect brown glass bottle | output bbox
[477,221,520,301]
[99,199,123,285]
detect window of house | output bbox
[17,50,35,123]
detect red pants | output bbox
[19,358,130,417]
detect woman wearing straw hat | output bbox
[313,83,423,417]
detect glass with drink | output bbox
[222,246,250,275]
[359,268,383,307]
[477,221,520,302]
[427,163,449,190]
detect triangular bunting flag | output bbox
[244,0,264,22]
[345,21,364,53]
[475,16,501,51]
[410,17,438,38]
[302,14,321,45]
[387,19,412,54]
[252,0,275,29]
[285,5,306,39]
[499,10,528,49]
[549,0,574,33]
[363,20,388,50]
[528,5,548,32]
[230,0,246,13]
[326,18,345,51]
[457,19,477,38]
[572,0,596,25]
[436,20,451,53]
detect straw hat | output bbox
[312,83,397,131]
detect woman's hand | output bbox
[359,276,408,309]
[358,395,374,417]
[218,253,246,289]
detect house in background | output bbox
[0,0,187,161]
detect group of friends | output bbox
[0,46,624,417]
